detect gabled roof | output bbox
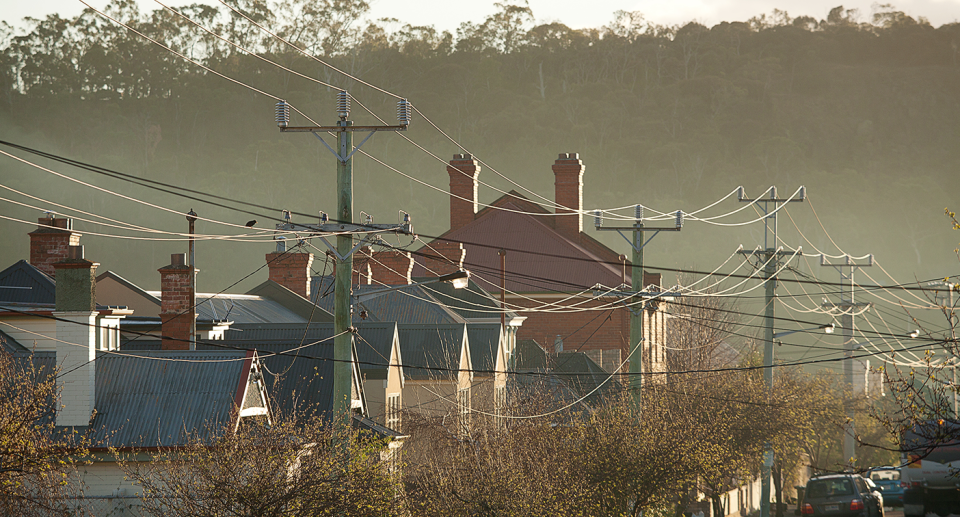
[96,271,159,315]
[311,276,465,325]
[396,323,469,381]
[419,278,517,322]
[214,324,373,420]
[196,293,309,324]
[511,339,612,405]
[0,260,56,306]
[90,350,260,448]
[0,329,29,353]
[466,323,502,374]
[419,191,625,294]
[246,280,334,322]
[222,322,398,377]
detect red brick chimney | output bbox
[447,153,480,231]
[29,216,80,278]
[159,253,195,350]
[367,249,414,285]
[553,153,585,237]
[354,248,373,286]
[265,251,314,299]
[418,241,465,276]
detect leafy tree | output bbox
[123,414,402,517]
[0,350,89,517]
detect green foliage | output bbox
[0,2,956,294]
[0,350,90,517]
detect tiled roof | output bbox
[0,260,56,306]
[91,350,252,448]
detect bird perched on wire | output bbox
[244,220,257,228]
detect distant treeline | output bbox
[0,0,957,289]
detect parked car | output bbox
[799,474,884,517]
[867,467,903,507]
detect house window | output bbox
[457,387,471,436]
[386,394,401,432]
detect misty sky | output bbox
[4,0,960,32]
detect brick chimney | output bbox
[447,153,480,231]
[159,253,196,350]
[53,245,98,427]
[418,241,465,276]
[30,216,81,278]
[368,249,414,285]
[553,153,585,236]
[266,251,314,299]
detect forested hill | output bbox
[0,1,958,292]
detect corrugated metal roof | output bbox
[224,322,396,374]
[204,336,335,421]
[552,351,613,405]
[466,323,501,374]
[420,279,516,321]
[515,339,548,370]
[0,260,56,306]
[91,350,250,448]
[197,294,308,324]
[397,323,467,380]
[1,329,28,353]
[311,277,464,325]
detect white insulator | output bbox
[275,100,290,128]
[397,99,412,126]
[336,91,351,119]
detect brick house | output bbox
[412,153,667,378]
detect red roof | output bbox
[415,191,633,294]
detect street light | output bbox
[772,323,835,340]
[354,270,470,306]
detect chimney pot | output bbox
[171,253,186,266]
[558,153,568,160]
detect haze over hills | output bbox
[0,0,956,322]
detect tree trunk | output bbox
[773,459,785,517]
[712,494,725,517]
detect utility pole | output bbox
[275,93,411,428]
[186,209,197,351]
[736,186,805,517]
[820,254,873,469]
[595,206,682,411]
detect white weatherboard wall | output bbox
[54,311,97,427]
